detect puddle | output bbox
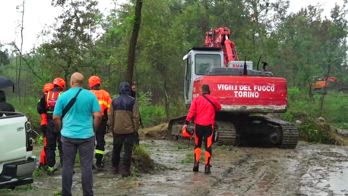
[317,162,348,194]
[299,146,348,196]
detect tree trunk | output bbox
[126,0,143,84]
[307,80,314,102]
[319,65,331,115]
[163,79,169,121]
[18,0,25,101]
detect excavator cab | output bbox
[183,47,255,105]
[183,48,223,105]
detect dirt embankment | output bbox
[2,125,348,195]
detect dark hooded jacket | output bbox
[0,90,15,113]
[108,82,140,134]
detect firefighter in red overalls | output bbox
[88,76,112,169]
[38,83,54,167]
[183,84,221,174]
[37,77,65,174]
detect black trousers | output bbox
[45,118,62,167]
[95,120,107,162]
[194,124,213,165]
[112,133,136,169]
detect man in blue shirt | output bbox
[53,72,101,196]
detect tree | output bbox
[15,0,25,99]
[42,0,101,81]
[126,0,143,83]
[0,49,10,66]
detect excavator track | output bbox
[167,115,298,149]
[261,116,299,149]
[279,123,299,148]
[216,121,238,146]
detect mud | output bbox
[2,137,348,195]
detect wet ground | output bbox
[2,136,348,196]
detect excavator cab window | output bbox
[195,54,221,75]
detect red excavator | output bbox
[168,27,298,148]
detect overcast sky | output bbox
[0,0,346,53]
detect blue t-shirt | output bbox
[53,87,100,139]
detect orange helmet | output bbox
[88,75,101,88]
[53,77,66,90]
[43,83,54,93]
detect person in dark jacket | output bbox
[108,81,140,177]
[0,90,15,115]
[183,84,221,174]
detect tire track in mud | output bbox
[209,147,300,196]
[4,139,348,196]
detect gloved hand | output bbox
[182,124,188,132]
[182,124,193,138]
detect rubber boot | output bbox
[95,159,104,169]
[193,161,199,172]
[204,164,211,174]
[113,166,119,175]
[120,165,131,177]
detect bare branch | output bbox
[11,42,43,81]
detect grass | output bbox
[132,144,155,175]
[282,87,348,143]
[181,151,205,164]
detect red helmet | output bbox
[53,77,66,90]
[88,75,101,88]
[43,83,54,93]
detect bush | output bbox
[132,144,154,174]
[282,87,348,143]
[321,92,348,123]
[9,96,41,136]
[138,91,166,127]
[296,116,334,143]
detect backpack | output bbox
[45,91,61,111]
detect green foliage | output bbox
[181,152,194,164]
[132,144,154,175]
[293,114,334,144]
[33,168,43,178]
[181,151,204,164]
[40,0,102,81]
[9,96,41,130]
[322,92,348,123]
[283,87,348,143]
[0,49,10,66]
[138,91,166,127]
[36,135,44,146]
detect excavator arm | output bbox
[204,27,239,66]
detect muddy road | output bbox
[2,137,348,196]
